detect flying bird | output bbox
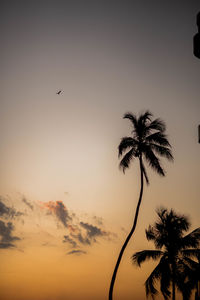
[56,90,62,95]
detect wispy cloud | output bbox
[67,249,87,255]
[80,222,107,239]
[0,198,24,219]
[39,200,115,252]
[72,232,91,245]
[63,235,77,248]
[0,220,20,249]
[0,197,24,249]
[65,221,110,249]
[22,197,34,210]
[0,196,115,253]
[41,201,71,227]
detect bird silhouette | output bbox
[56,90,62,95]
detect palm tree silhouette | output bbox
[132,208,200,300]
[109,111,173,300]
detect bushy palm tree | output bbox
[109,111,173,300]
[132,208,200,300]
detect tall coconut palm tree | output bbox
[132,208,200,300]
[109,111,173,300]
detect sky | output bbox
[0,1,200,299]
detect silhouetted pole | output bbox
[193,12,200,58]
[198,125,200,143]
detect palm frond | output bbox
[138,111,153,129]
[156,207,167,220]
[146,225,156,241]
[143,147,165,176]
[181,227,200,248]
[181,248,200,258]
[118,137,137,157]
[145,274,159,298]
[119,148,135,173]
[150,144,173,161]
[136,111,152,139]
[123,112,138,130]
[146,132,171,147]
[145,257,167,298]
[139,111,153,123]
[132,250,162,267]
[146,118,166,133]
[181,256,200,269]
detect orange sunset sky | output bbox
[0,1,200,300]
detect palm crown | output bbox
[118,111,173,183]
[132,208,200,299]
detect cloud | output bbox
[73,232,91,245]
[0,198,24,219]
[63,235,77,248]
[0,220,20,249]
[80,222,107,239]
[67,222,109,248]
[67,249,87,255]
[22,197,34,210]
[41,201,71,227]
[40,200,114,251]
[0,200,10,216]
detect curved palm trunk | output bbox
[108,156,144,300]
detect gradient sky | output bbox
[0,1,200,300]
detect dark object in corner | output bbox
[193,12,200,58]
[198,125,200,143]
